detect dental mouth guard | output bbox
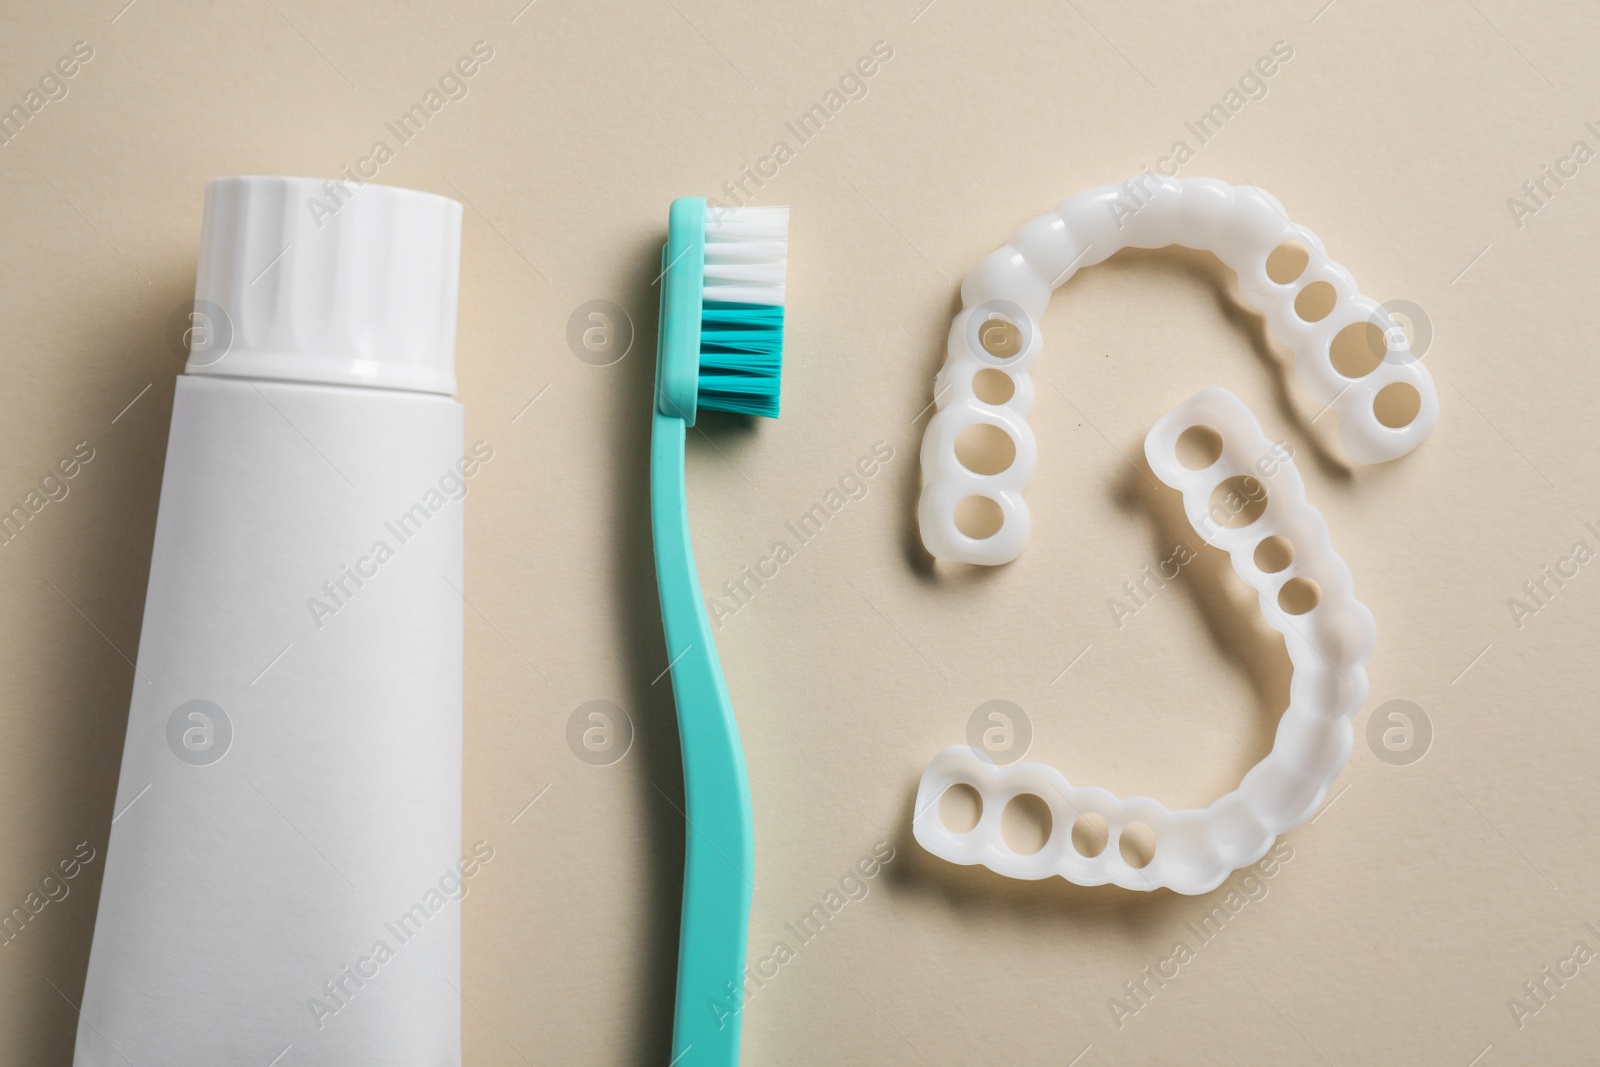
[917,177,1438,567]
[910,178,1429,894]
[915,387,1374,894]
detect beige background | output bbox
[3,0,1598,1063]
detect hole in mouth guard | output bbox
[917,177,1439,566]
[912,388,1376,894]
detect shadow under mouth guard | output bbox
[913,387,1375,895]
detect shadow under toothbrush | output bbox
[605,230,697,1067]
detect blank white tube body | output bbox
[76,177,468,1066]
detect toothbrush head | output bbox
[657,197,789,423]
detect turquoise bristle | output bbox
[697,301,784,418]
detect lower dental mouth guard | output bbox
[915,388,1374,894]
[910,178,1431,895]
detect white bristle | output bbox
[703,205,788,305]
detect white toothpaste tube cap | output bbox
[188,175,463,395]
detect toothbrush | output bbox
[651,196,788,1066]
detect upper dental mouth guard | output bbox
[919,177,1437,567]
[909,178,1434,895]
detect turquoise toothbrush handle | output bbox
[650,407,755,1067]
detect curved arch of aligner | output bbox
[917,177,1438,568]
[913,388,1376,895]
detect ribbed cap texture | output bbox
[190,176,463,395]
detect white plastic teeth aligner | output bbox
[918,177,1439,566]
[912,388,1376,895]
